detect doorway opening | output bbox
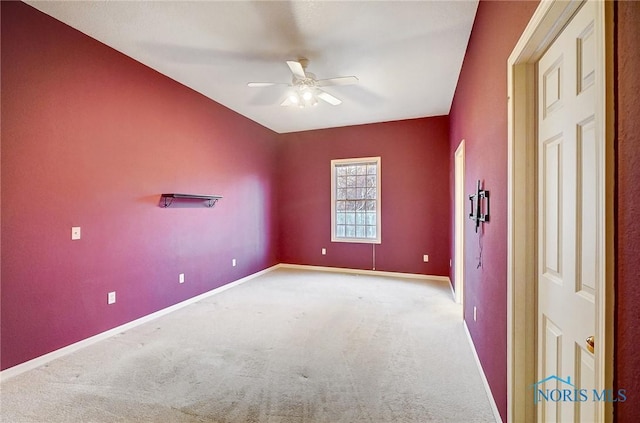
[454,140,465,306]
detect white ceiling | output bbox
[25,1,478,134]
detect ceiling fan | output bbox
[248,58,358,107]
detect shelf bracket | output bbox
[205,197,219,208]
[162,196,174,208]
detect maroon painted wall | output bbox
[448,1,539,420]
[278,117,450,276]
[615,2,640,421]
[1,2,279,370]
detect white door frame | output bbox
[454,140,465,305]
[506,1,614,422]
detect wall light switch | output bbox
[321,248,327,255]
[179,273,185,283]
[71,227,81,240]
[232,259,237,267]
[474,306,477,321]
[108,291,116,305]
[423,254,429,262]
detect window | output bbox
[331,157,381,243]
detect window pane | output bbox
[366,226,377,238]
[346,201,356,211]
[336,212,346,224]
[356,212,366,225]
[346,188,356,199]
[366,212,376,225]
[366,200,376,211]
[366,187,376,199]
[346,225,356,238]
[337,225,346,237]
[337,176,347,189]
[356,165,367,175]
[367,164,377,174]
[356,175,366,187]
[356,200,366,211]
[366,175,376,187]
[346,213,355,224]
[337,188,347,200]
[337,166,347,176]
[356,226,365,238]
[336,201,346,211]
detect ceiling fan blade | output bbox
[316,76,359,87]
[286,60,306,79]
[247,82,287,87]
[280,97,295,107]
[316,90,342,106]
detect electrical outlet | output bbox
[179,273,185,284]
[108,291,116,305]
[321,248,326,255]
[474,306,477,321]
[423,254,429,263]
[232,259,237,267]
[71,227,81,240]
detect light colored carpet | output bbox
[1,268,496,422]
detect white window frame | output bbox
[331,157,381,244]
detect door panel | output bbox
[576,118,597,299]
[541,316,563,422]
[577,22,595,93]
[542,135,563,280]
[543,58,563,118]
[575,343,595,421]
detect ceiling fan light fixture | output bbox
[253,59,358,109]
[302,90,313,101]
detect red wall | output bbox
[1,2,279,370]
[448,1,539,420]
[615,2,640,420]
[278,117,450,276]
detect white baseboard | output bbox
[277,263,451,283]
[448,279,456,301]
[464,321,503,423]
[0,265,279,382]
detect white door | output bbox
[537,1,601,421]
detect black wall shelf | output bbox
[160,193,222,208]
